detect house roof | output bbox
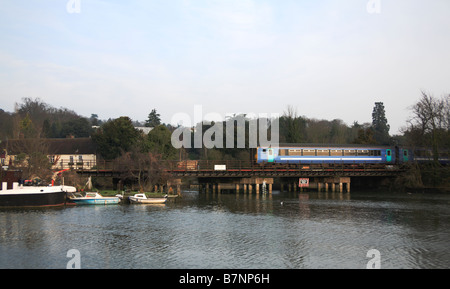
[1,138,97,155]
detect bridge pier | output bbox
[280,177,351,193]
[167,179,182,195]
[324,177,350,193]
[199,178,274,195]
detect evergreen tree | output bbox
[372,102,391,144]
[145,109,161,127]
[92,117,141,160]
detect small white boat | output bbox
[129,193,168,204]
[69,192,120,205]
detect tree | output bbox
[145,125,178,160]
[90,114,101,126]
[0,109,14,140]
[145,109,161,128]
[281,105,306,143]
[114,149,171,192]
[406,91,449,162]
[9,138,52,181]
[372,102,391,144]
[353,124,376,144]
[92,117,142,160]
[60,118,92,138]
[19,113,37,138]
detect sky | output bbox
[0,0,449,134]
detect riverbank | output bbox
[405,186,450,194]
[99,190,179,198]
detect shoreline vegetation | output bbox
[394,163,450,193]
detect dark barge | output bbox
[0,183,76,208]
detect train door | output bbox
[386,149,392,163]
[268,148,274,163]
[403,149,409,162]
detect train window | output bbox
[403,150,408,157]
[387,150,391,156]
[279,149,288,156]
[344,150,356,156]
[303,149,316,156]
[357,150,369,156]
[330,150,342,156]
[288,149,301,156]
[369,150,381,156]
[262,149,267,153]
[317,149,329,156]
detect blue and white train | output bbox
[257,145,450,165]
[256,146,410,165]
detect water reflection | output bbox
[1,190,449,269]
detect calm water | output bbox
[0,190,449,269]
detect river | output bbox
[0,190,449,269]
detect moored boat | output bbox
[0,183,76,208]
[68,192,120,205]
[129,193,168,204]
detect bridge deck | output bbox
[76,160,405,178]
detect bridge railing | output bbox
[75,159,401,174]
[164,160,395,172]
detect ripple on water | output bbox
[1,191,449,269]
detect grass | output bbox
[95,190,175,197]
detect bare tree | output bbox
[8,139,51,182]
[114,148,171,192]
[407,91,449,162]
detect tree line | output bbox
[1,92,448,189]
[1,94,449,160]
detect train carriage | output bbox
[257,146,395,165]
[256,145,448,166]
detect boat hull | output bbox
[129,197,167,204]
[70,198,119,205]
[0,188,68,208]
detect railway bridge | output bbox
[76,160,406,194]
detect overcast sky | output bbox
[1,0,449,134]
